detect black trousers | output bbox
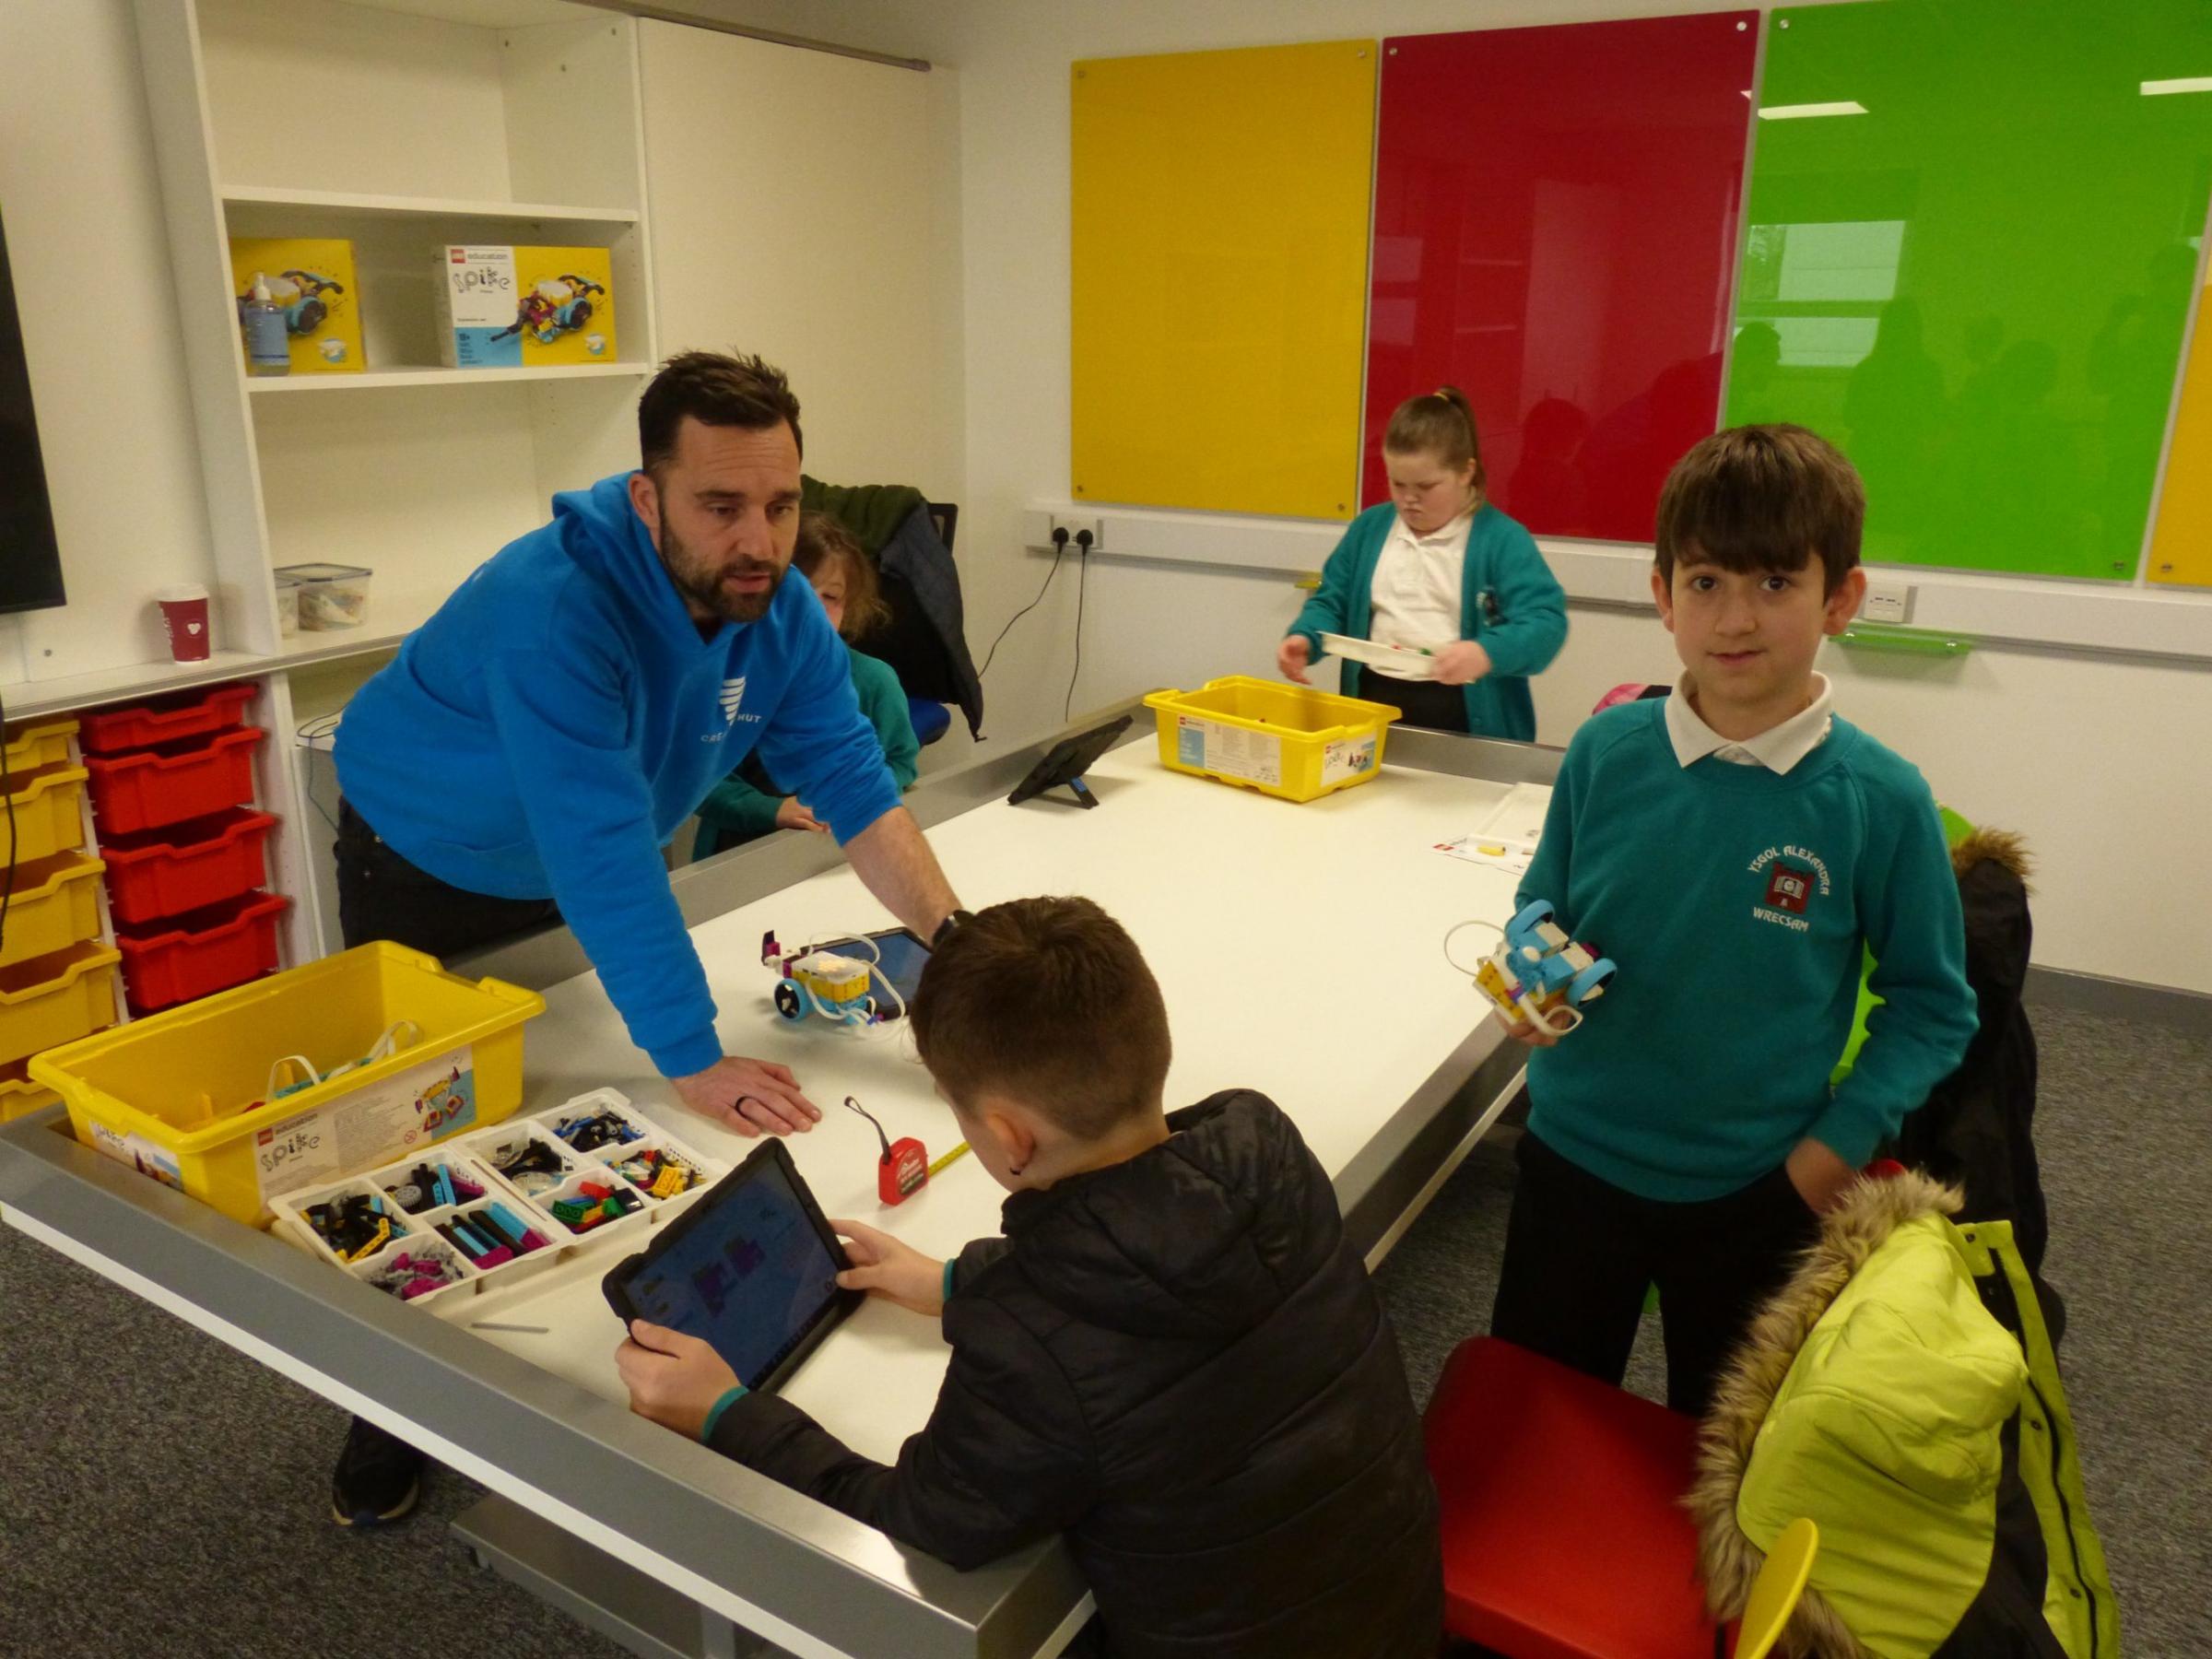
[333,800,559,1472]
[1356,665,1468,734]
[335,800,559,959]
[1488,1130,1823,1419]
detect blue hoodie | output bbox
[334,473,902,1077]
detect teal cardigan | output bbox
[1288,501,1567,742]
[693,644,920,857]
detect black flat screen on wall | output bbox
[0,206,65,617]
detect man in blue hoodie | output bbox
[329,350,968,1524]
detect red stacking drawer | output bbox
[116,890,289,1013]
[86,727,265,836]
[100,808,279,926]
[78,682,256,756]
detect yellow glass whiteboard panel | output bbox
[1072,41,1376,519]
[2150,276,2212,588]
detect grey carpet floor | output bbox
[0,1002,2204,1657]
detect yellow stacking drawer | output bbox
[32,942,547,1225]
[0,941,123,1068]
[0,853,107,971]
[2,1057,65,1123]
[1,764,91,864]
[3,717,78,774]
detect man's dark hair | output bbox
[912,897,1171,1141]
[638,350,803,475]
[1654,423,1865,594]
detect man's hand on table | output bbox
[673,1056,821,1136]
[618,1319,741,1439]
[832,1218,947,1317]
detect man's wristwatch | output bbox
[931,909,977,948]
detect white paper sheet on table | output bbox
[1432,781,1554,876]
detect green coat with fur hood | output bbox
[1688,1172,2116,1659]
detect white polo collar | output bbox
[1665,672,1834,773]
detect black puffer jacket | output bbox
[711,1090,1442,1658]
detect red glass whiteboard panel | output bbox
[1366,14,1758,542]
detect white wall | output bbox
[639,21,965,500]
[0,0,218,687]
[712,0,2212,995]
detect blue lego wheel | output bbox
[773,982,806,1022]
[1568,958,1618,1006]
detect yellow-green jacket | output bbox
[1688,1172,2116,1659]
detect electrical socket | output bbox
[1052,513,1103,553]
[1860,578,1914,625]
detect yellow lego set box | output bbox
[228,237,364,373]
[434,244,617,369]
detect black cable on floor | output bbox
[1064,543,1088,723]
[978,533,1067,679]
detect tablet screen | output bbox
[622,1155,846,1385]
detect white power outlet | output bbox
[1052,513,1103,553]
[1861,578,1914,625]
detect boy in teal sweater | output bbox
[694,512,920,858]
[1491,424,1977,1418]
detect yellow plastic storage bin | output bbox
[31,942,547,1227]
[1142,675,1402,804]
[3,717,77,774]
[0,853,107,971]
[1,764,90,864]
[0,941,122,1068]
[2,1057,65,1123]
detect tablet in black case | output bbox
[603,1140,862,1395]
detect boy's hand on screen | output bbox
[774,797,826,833]
[831,1218,947,1317]
[1277,636,1313,685]
[1495,1008,1561,1049]
[617,1318,740,1439]
[1785,1138,1858,1213]
[1431,641,1493,687]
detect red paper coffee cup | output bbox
[157,583,212,662]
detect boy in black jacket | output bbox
[618,896,1441,1659]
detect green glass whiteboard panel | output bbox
[1727,1,2212,580]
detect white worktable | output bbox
[467,739,1528,1463]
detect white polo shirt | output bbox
[1664,672,1835,773]
[1368,508,1474,670]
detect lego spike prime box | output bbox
[228,238,364,373]
[435,245,617,369]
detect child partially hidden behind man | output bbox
[617,896,1442,1658]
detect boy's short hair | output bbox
[793,512,889,639]
[1654,424,1864,594]
[638,350,803,476]
[912,897,1171,1140]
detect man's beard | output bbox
[661,517,784,624]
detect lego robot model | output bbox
[1444,900,1618,1038]
[494,275,606,346]
[761,930,903,1030]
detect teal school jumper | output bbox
[1517,700,1977,1201]
[1288,501,1567,742]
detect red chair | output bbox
[1427,1336,1788,1658]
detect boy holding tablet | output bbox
[618,897,1441,1658]
[1491,424,1979,1417]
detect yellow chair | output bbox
[1737,1516,1818,1659]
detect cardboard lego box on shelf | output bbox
[433,244,617,369]
[227,237,364,373]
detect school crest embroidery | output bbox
[1747,844,1830,934]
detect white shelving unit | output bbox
[104,0,661,970]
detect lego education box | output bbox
[228,238,364,373]
[434,245,618,369]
